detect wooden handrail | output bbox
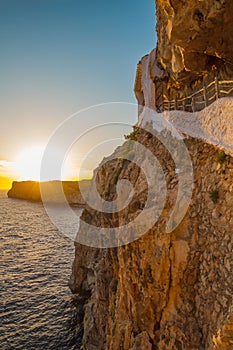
[158,76,233,112]
[156,77,233,112]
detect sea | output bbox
[0,191,83,350]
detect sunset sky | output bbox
[0,0,156,189]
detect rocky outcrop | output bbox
[70,122,233,349]
[70,1,233,349]
[8,181,41,202]
[156,0,233,83]
[135,0,233,109]
[7,180,90,205]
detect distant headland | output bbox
[7,180,91,205]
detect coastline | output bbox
[7,180,90,205]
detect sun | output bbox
[14,144,77,182]
[15,145,46,181]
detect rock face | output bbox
[7,180,90,205]
[135,0,233,110]
[70,1,233,349]
[8,181,42,202]
[70,126,233,349]
[156,0,233,83]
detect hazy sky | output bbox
[0,0,156,185]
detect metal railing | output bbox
[158,77,233,113]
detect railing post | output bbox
[203,81,208,107]
[161,98,164,111]
[182,99,185,111]
[215,76,220,100]
[168,100,171,111]
[161,85,164,111]
[192,97,196,112]
[174,97,178,110]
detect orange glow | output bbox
[0,176,15,190]
[0,144,93,187]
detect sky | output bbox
[0,0,156,188]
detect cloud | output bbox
[0,160,15,168]
[0,160,16,178]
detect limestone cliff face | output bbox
[156,0,233,83]
[8,180,90,205]
[70,127,233,349]
[135,0,233,108]
[70,1,233,349]
[8,181,42,202]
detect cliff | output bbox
[70,1,233,349]
[70,106,233,349]
[7,180,90,205]
[156,0,233,86]
[135,0,233,109]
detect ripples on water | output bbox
[0,191,83,349]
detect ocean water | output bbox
[0,191,83,350]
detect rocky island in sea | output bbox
[69,1,233,349]
[7,180,90,205]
